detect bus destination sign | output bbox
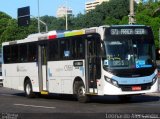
[110,28,147,35]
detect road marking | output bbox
[14,104,56,109]
[0,94,15,97]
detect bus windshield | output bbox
[103,39,155,70]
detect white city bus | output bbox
[2,25,158,102]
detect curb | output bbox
[145,92,160,97]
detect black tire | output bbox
[74,81,89,103]
[24,80,35,98]
[118,95,132,102]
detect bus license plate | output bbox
[132,86,141,91]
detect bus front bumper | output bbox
[102,79,158,96]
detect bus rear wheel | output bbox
[24,80,35,98]
[74,81,89,103]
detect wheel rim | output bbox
[26,84,31,95]
[78,86,85,97]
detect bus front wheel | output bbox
[24,80,35,98]
[74,81,89,103]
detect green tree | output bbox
[0,18,38,44]
[135,1,160,47]
[0,12,12,43]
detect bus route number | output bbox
[110,29,146,35]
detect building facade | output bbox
[85,0,110,13]
[56,6,72,18]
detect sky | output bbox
[0,0,87,18]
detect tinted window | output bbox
[48,40,59,61]
[3,46,11,63]
[11,45,18,63]
[19,44,27,62]
[71,36,85,59]
[60,38,71,59]
[28,43,37,62]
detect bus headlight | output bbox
[104,76,119,87]
[104,76,111,83]
[152,75,157,85]
[112,80,118,87]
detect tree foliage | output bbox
[135,1,160,47]
[0,12,12,43]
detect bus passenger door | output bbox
[85,35,101,94]
[38,44,48,92]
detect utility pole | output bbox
[65,0,68,30]
[38,0,40,33]
[128,0,136,24]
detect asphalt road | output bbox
[0,86,160,119]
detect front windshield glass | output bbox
[103,39,155,69]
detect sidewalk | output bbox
[145,92,160,97]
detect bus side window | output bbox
[19,44,27,62]
[28,43,37,62]
[48,40,59,61]
[77,38,85,59]
[60,38,70,60]
[4,46,9,63]
[11,45,18,63]
[71,36,85,59]
[4,46,11,63]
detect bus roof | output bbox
[2,24,150,46]
[2,28,101,46]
